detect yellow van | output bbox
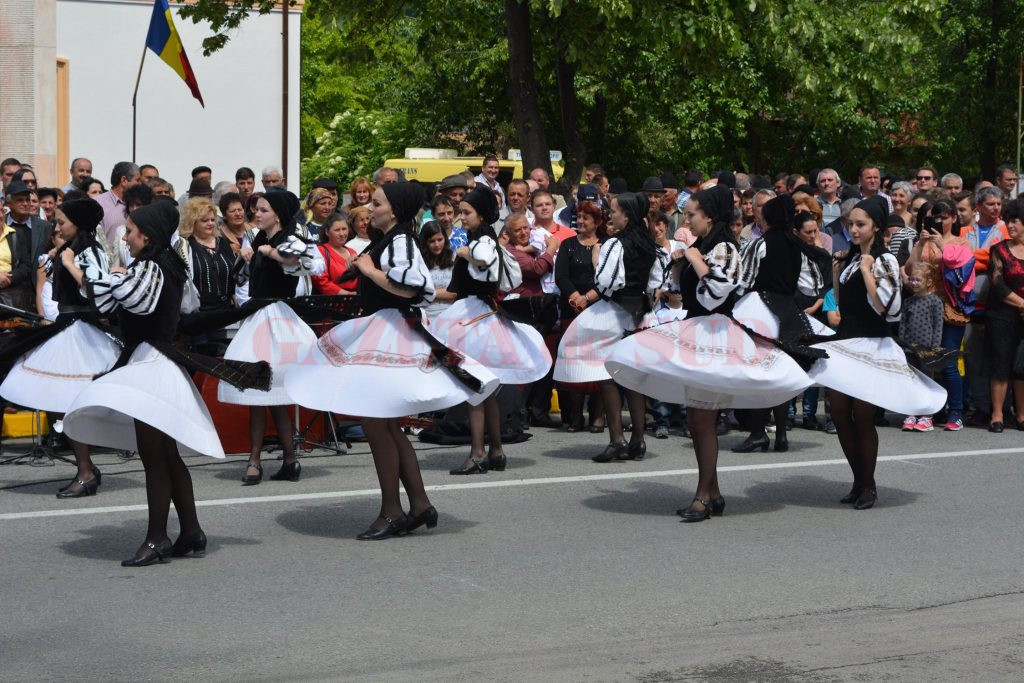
[384,148,565,187]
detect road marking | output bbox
[1,446,1020,521]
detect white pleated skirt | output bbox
[285,308,499,418]
[218,301,316,406]
[809,336,947,415]
[429,296,551,386]
[0,321,123,413]
[63,343,225,458]
[605,294,814,410]
[553,300,633,384]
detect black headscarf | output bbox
[762,194,795,233]
[463,186,499,227]
[264,190,301,232]
[691,184,737,255]
[57,198,103,254]
[130,199,187,280]
[614,192,659,262]
[382,181,424,233]
[852,195,889,259]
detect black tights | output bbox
[747,403,788,440]
[134,419,201,544]
[599,381,646,445]
[828,390,878,490]
[248,406,296,465]
[363,418,432,529]
[687,408,721,507]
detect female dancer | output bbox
[606,186,813,521]
[0,198,122,497]
[432,186,551,474]
[62,201,270,564]
[219,190,323,485]
[554,192,658,462]
[285,183,498,539]
[732,195,830,453]
[808,196,946,509]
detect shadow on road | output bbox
[276,502,481,540]
[743,475,921,509]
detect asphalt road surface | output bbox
[1,419,1022,681]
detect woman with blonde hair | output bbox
[346,204,373,253]
[176,197,236,312]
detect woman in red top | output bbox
[312,214,357,295]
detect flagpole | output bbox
[131,45,148,163]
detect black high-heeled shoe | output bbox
[242,461,263,485]
[269,460,300,482]
[56,475,99,499]
[840,484,862,505]
[121,539,173,567]
[487,452,507,472]
[450,458,488,475]
[774,432,789,452]
[356,514,410,540]
[853,488,877,510]
[710,495,726,516]
[679,497,712,523]
[58,465,102,494]
[171,530,208,557]
[593,441,628,463]
[731,435,770,453]
[624,439,647,460]
[405,506,438,533]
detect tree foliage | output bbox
[181,0,1024,189]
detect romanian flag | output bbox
[145,0,204,106]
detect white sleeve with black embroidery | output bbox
[465,235,522,292]
[696,242,742,311]
[594,238,625,297]
[384,233,435,302]
[279,235,326,276]
[88,259,164,315]
[872,252,902,320]
[737,237,766,295]
[75,246,110,298]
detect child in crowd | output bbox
[900,262,944,432]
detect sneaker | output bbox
[914,417,934,432]
[824,420,838,434]
[943,418,964,432]
[654,425,669,439]
[902,416,918,432]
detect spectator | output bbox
[505,179,534,225]
[139,164,159,184]
[37,188,59,223]
[507,212,555,298]
[95,161,140,246]
[419,221,456,319]
[79,176,105,197]
[372,166,398,187]
[177,166,213,206]
[994,163,1019,199]
[475,154,506,209]
[890,180,916,227]
[345,205,372,254]
[899,262,944,432]
[62,157,93,193]
[941,173,964,195]
[816,168,842,225]
[235,167,256,205]
[345,177,373,213]
[301,187,337,238]
[261,165,286,191]
[1,157,22,196]
[175,197,236,312]
[311,213,357,296]
[218,191,249,255]
[984,198,1024,431]
[963,186,1009,424]
[739,189,775,244]
[147,177,174,200]
[915,166,938,194]
[0,180,36,308]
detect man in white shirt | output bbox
[62,157,93,193]
[474,154,506,209]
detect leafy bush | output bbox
[299,109,414,192]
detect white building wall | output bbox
[56,0,301,194]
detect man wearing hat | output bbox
[556,183,603,232]
[0,180,37,309]
[640,176,666,205]
[420,174,471,228]
[187,178,214,199]
[658,173,686,232]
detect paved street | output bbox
[1,421,1022,681]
